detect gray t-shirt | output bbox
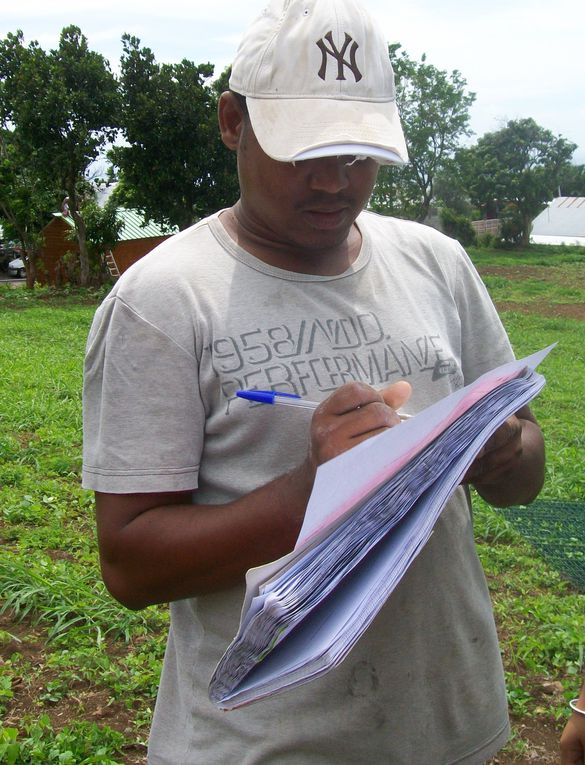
[83,210,513,764]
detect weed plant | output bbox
[0,268,584,761]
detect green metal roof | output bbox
[116,208,177,241]
[53,209,177,242]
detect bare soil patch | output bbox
[1,614,147,764]
[488,718,562,764]
[477,264,585,321]
[478,265,581,289]
[496,301,585,320]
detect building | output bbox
[530,197,585,246]
[39,208,177,284]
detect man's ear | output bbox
[218,92,246,151]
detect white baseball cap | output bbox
[229,0,409,166]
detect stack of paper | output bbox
[208,346,553,709]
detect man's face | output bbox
[236,118,380,258]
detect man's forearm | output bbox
[96,461,315,609]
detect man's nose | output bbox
[306,157,350,193]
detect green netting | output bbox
[498,500,585,592]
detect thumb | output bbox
[380,380,412,412]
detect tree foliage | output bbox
[558,163,585,197]
[0,27,120,285]
[460,118,577,246]
[0,34,57,285]
[0,128,60,286]
[111,36,238,231]
[370,45,475,222]
[439,206,477,247]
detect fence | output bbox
[471,219,502,236]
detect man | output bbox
[82,0,545,762]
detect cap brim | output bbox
[247,96,409,166]
[293,143,404,165]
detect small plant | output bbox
[476,232,497,249]
[0,674,14,716]
[0,716,126,764]
[0,727,20,765]
[0,552,166,644]
[505,673,533,717]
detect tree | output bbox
[111,36,239,231]
[59,191,123,285]
[0,34,55,286]
[0,27,120,285]
[370,45,475,222]
[461,118,577,247]
[0,129,59,287]
[433,160,475,218]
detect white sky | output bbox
[2,0,584,163]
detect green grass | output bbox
[470,252,585,732]
[0,269,584,761]
[481,276,585,305]
[0,286,164,762]
[501,314,585,501]
[468,243,585,266]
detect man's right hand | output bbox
[307,380,412,470]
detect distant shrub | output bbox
[477,233,497,249]
[439,207,477,247]
[499,204,523,248]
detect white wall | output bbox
[530,235,585,246]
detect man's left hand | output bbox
[463,415,524,486]
[461,405,545,508]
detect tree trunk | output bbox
[521,213,532,248]
[25,252,38,289]
[20,237,38,289]
[71,207,90,287]
[416,191,432,223]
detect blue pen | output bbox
[236,389,319,409]
[236,389,412,419]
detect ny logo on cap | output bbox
[316,31,363,82]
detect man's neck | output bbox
[219,206,362,276]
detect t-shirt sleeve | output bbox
[82,295,205,493]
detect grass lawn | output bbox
[0,249,584,764]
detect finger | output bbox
[318,381,385,416]
[463,417,523,480]
[310,384,403,466]
[464,435,524,485]
[312,400,399,455]
[481,416,522,455]
[315,420,399,463]
[380,380,412,412]
[339,400,401,439]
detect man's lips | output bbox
[302,204,352,229]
